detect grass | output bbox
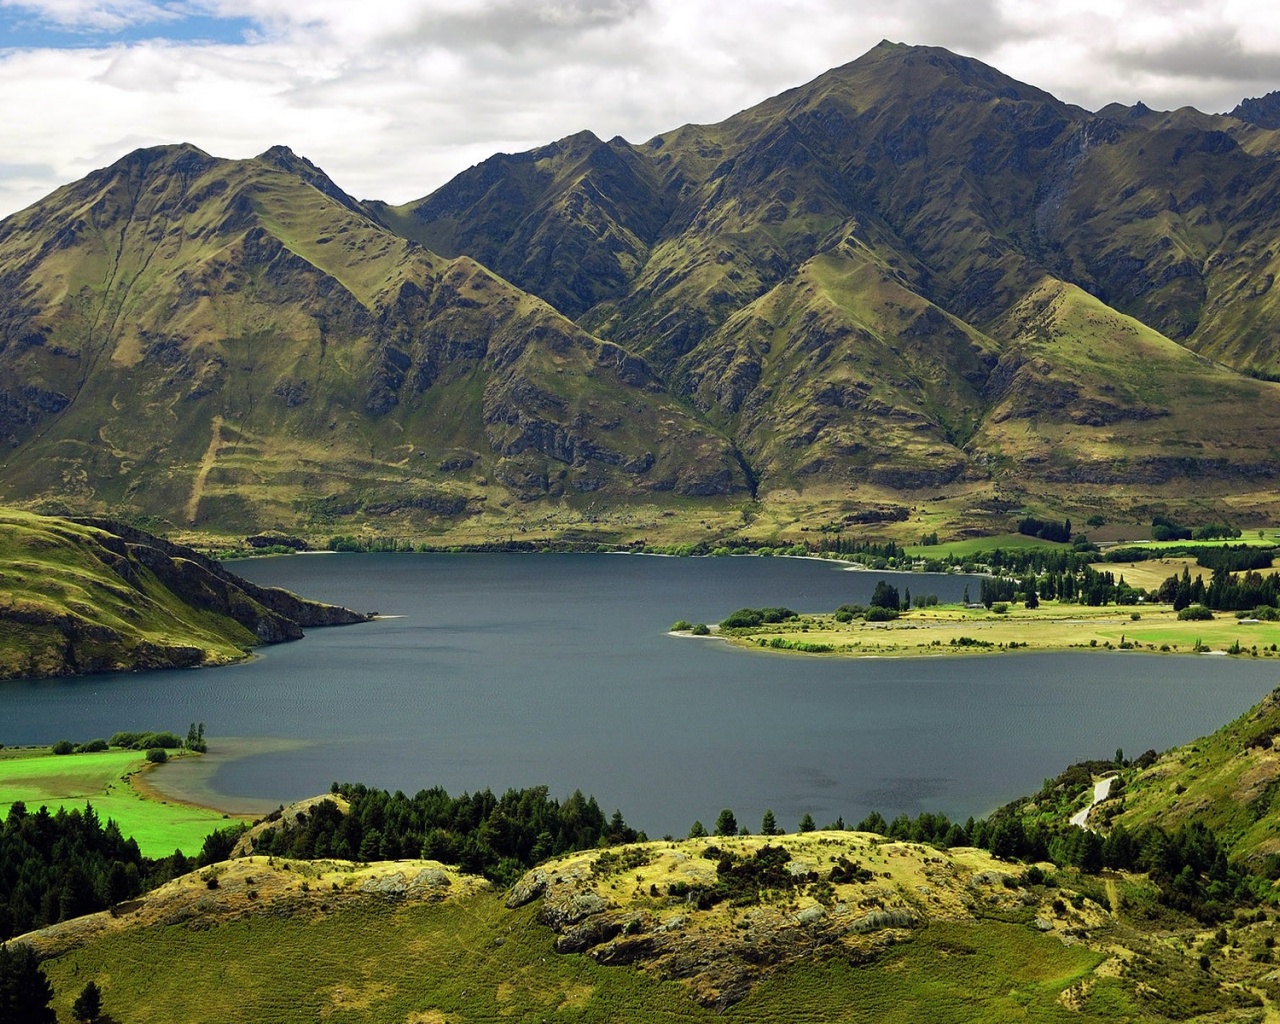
[43,896,711,1024]
[743,922,1107,1023]
[904,534,1068,558]
[0,508,260,678]
[38,859,1128,1024]
[709,601,1280,658]
[0,746,242,856]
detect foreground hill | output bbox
[0,509,368,678]
[16,829,1271,1022]
[17,685,1280,1020]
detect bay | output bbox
[3,553,1276,838]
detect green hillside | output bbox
[4,43,1280,541]
[0,508,366,678]
[0,145,746,540]
[1106,686,1280,869]
[18,825,1277,1023]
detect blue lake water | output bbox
[3,553,1276,837]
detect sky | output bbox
[1,0,1279,218]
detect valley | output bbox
[7,34,1280,1024]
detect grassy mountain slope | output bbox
[6,44,1280,539]
[0,508,366,679]
[1107,685,1280,868]
[0,144,746,535]
[385,40,1280,526]
[674,246,995,493]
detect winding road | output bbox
[1069,776,1115,831]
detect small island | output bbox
[674,589,1280,658]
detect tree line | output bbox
[0,802,238,941]
[246,783,642,886]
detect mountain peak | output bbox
[1231,90,1280,129]
[253,145,367,217]
[107,142,215,176]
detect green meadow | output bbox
[0,746,239,856]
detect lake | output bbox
[3,553,1277,838]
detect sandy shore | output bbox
[132,736,312,816]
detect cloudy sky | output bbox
[1,0,1279,218]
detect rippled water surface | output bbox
[5,554,1277,836]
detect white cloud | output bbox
[0,0,195,31]
[0,0,1278,218]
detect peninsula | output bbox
[0,509,371,680]
[677,601,1280,658]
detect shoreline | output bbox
[132,736,312,816]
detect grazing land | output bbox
[0,746,244,856]
[692,602,1280,658]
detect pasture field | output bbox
[40,892,1122,1024]
[0,746,242,856]
[710,602,1280,659]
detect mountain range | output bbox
[4,40,1280,541]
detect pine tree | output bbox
[72,980,102,1023]
[760,809,780,835]
[0,943,56,1024]
[798,812,816,833]
[713,809,738,837]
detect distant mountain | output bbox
[0,144,747,534]
[1231,91,1280,130]
[377,42,1280,519]
[4,43,1280,538]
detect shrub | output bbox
[721,608,763,628]
[1178,605,1214,621]
[691,623,710,636]
[991,602,1009,615]
[721,607,796,629]
[145,748,168,764]
[864,606,899,622]
[670,620,693,632]
[52,739,74,755]
[78,738,109,753]
[109,730,183,750]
